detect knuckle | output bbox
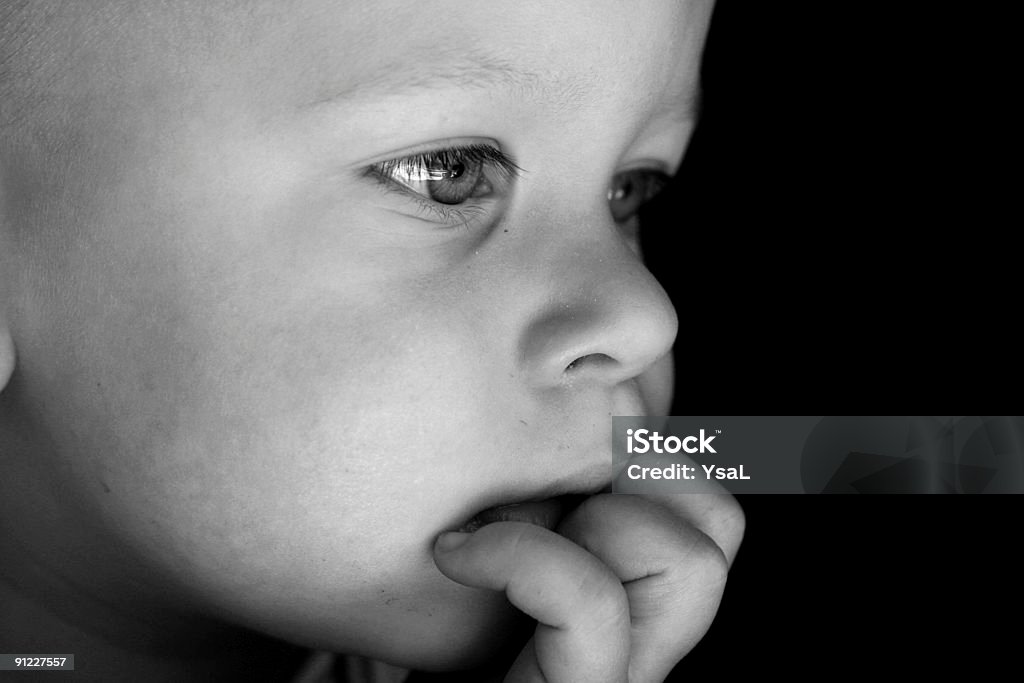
[682,531,730,591]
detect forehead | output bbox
[292,0,710,101]
[7,0,712,179]
[77,0,712,117]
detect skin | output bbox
[0,1,743,681]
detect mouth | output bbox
[457,493,591,533]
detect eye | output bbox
[607,168,671,224]
[366,144,521,227]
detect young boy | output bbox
[0,1,743,681]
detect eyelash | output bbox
[364,144,672,233]
[365,144,522,228]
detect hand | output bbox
[433,491,744,682]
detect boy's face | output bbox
[1,0,712,668]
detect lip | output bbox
[458,494,590,533]
[449,460,615,535]
[452,382,645,534]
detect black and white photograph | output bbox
[1,1,1018,681]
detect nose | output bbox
[519,215,678,389]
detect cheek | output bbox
[50,256,518,614]
[120,309,534,658]
[91,298,454,536]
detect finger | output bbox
[558,495,729,683]
[433,522,630,683]
[642,491,745,567]
[615,451,746,566]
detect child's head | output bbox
[0,0,713,670]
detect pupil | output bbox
[620,177,634,199]
[425,158,482,205]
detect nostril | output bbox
[564,353,615,374]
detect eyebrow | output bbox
[301,48,595,113]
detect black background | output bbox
[644,2,1020,677]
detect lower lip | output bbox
[459,495,585,533]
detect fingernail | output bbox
[435,531,472,553]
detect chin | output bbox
[360,588,534,672]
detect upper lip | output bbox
[458,380,648,522]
